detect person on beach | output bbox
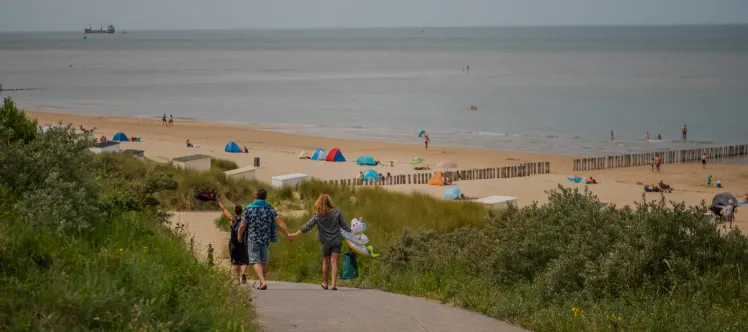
[424,133,431,150]
[186,139,193,147]
[655,154,662,172]
[288,194,352,291]
[238,188,290,290]
[682,125,687,139]
[724,201,734,229]
[610,130,614,141]
[657,134,662,140]
[650,158,655,172]
[217,200,249,284]
[244,146,249,153]
[646,132,650,140]
[162,114,167,126]
[701,153,707,169]
[169,114,174,125]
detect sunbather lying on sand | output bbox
[658,181,673,193]
[414,166,431,170]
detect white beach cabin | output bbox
[88,141,121,154]
[172,154,211,171]
[472,195,518,209]
[224,166,258,181]
[272,173,308,188]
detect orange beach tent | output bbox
[427,171,445,186]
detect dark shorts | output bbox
[229,242,249,266]
[321,243,342,257]
[656,163,661,169]
[702,160,707,164]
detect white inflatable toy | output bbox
[341,218,378,257]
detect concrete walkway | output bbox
[250,281,529,332]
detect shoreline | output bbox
[26,109,748,232]
[27,109,576,171]
[27,107,742,158]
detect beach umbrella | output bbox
[442,187,462,200]
[436,160,457,169]
[410,157,425,165]
[418,130,426,138]
[712,192,737,207]
[357,155,377,166]
[363,169,380,182]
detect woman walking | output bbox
[289,194,352,290]
[218,200,249,284]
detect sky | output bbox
[1,0,747,31]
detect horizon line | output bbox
[2,22,748,33]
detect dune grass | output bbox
[0,101,258,331]
[259,181,748,332]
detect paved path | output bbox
[250,281,529,332]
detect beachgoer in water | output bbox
[424,133,431,150]
[646,132,650,140]
[610,130,614,141]
[217,200,249,284]
[467,65,469,74]
[701,153,707,169]
[288,194,352,291]
[682,125,687,139]
[162,114,167,126]
[655,154,662,172]
[657,134,662,140]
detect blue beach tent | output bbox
[442,187,462,200]
[113,132,129,142]
[357,155,377,166]
[225,141,241,153]
[363,169,380,182]
[311,148,325,160]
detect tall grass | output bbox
[265,180,488,282]
[0,101,257,331]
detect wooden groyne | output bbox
[572,144,748,171]
[322,161,551,187]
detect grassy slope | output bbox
[258,182,748,332]
[0,109,258,331]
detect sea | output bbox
[1,26,747,157]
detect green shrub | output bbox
[364,186,748,331]
[0,96,38,143]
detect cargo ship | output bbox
[84,24,115,34]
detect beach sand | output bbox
[30,110,748,232]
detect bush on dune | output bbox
[370,187,748,331]
[0,99,256,331]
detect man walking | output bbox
[682,125,687,139]
[238,188,290,290]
